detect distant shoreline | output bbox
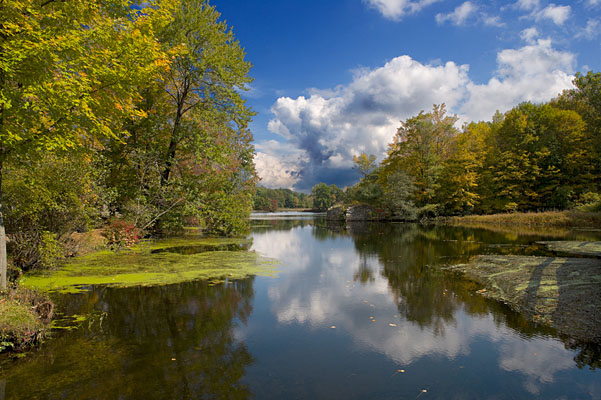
[446,210,601,229]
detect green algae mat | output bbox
[19,237,279,294]
[448,255,601,341]
[538,241,601,257]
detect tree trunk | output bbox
[0,159,7,290]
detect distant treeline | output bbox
[253,187,312,211]
[310,72,601,217]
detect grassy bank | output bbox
[0,288,53,353]
[448,211,601,229]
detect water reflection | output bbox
[249,220,601,398]
[1,279,255,399]
[1,218,600,399]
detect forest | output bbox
[253,187,312,211]
[310,72,601,218]
[0,0,257,288]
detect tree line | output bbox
[310,72,601,218]
[0,0,256,287]
[253,187,312,211]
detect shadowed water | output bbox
[1,215,600,399]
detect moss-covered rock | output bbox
[448,255,601,341]
[326,205,346,221]
[538,241,601,257]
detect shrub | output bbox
[574,192,601,212]
[8,231,65,272]
[103,219,141,249]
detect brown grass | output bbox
[448,211,601,229]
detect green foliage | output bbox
[311,183,334,211]
[437,121,488,214]
[351,181,383,204]
[381,104,458,206]
[573,192,601,212]
[329,184,346,204]
[485,103,591,212]
[0,1,258,287]
[38,232,64,270]
[4,152,98,236]
[100,0,257,235]
[0,0,171,153]
[353,153,377,178]
[253,187,311,211]
[381,170,417,220]
[554,71,601,189]
[369,76,601,218]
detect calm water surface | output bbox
[2,215,601,399]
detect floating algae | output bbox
[538,241,601,258]
[20,237,278,293]
[150,242,249,255]
[448,255,601,341]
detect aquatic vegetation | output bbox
[19,237,278,293]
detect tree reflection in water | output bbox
[1,279,255,400]
[344,222,601,369]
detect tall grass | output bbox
[449,210,601,229]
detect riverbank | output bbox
[447,210,601,229]
[0,287,53,353]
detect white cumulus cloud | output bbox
[435,2,479,26]
[461,38,574,121]
[259,39,575,190]
[254,140,307,189]
[520,27,539,43]
[265,56,470,189]
[534,4,571,25]
[576,19,601,39]
[363,0,441,20]
[515,0,540,11]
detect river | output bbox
[1,213,600,399]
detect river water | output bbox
[1,214,601,399]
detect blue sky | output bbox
[211,0,601,191]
